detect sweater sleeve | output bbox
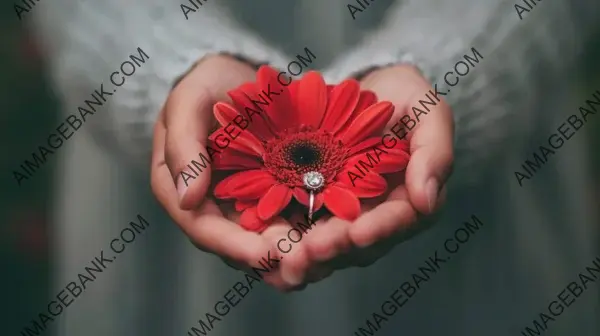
[30,0,290,167]
[324,0,599,184]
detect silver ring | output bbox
[303,171,324,222]
[308,191,315,221]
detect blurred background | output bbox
[1,5,58,333]
[1,1,599,335]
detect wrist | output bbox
[353,63,397,81]
[172,52,269,90]
[219,52,269,71]
[360,63,423,83]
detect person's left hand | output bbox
[288,64,455,281]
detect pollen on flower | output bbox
[263,125,350,187]
[287,141,321,166]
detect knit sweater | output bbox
[30,0,598,181]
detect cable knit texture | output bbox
[31,0,290,167]
[325,0,597,184]
[32,0,598,179]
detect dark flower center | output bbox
[287,142,321,166]
[263,126,350,187]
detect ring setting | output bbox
[302,171,325,221]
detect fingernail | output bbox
[176,176,189,203]
[426,178,439,213]
[281,269,303,287]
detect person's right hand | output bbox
[150,55,351,291]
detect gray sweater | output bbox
[30,0,596,182]
[28,1,600,336]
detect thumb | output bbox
[164,55,258,210]
[404,101,454,215]
[165,84,216,210]
[405,145,453,215]
[361,64,455,215]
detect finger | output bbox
[360,65,434,140]
[262,216,312,288]
[363,68,454,215]
[152,130,269,266]
[252,218,294,291]
[151,107,168,169]
[404,114,454,215]
[303,216,351,262]
[220,212,303,292]
[164,83,216,210]
[349,184,447,254]
[290,213,337,285]
[189,240,253,273]
[394,78,453,215]
[165,57,258,210]
[349,185,417,248]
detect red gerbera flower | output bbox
[209,66,410,232]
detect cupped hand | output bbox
[150,55,351,291]
[270,65,454,285]
[326,64,455,269]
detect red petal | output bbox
[323,184,361,221]
[339,101,394,147]
[349,135,409,157]
[296,71,327,128]
[373,151,411,174]
[240,207,270,233]
[211,151,262,170]
[228,83,256,110]
[208,127,264,158]
[213,102,240,128]
[214,170,276,201]
[384,137,410,153]
[336,90,378,135]
[230,180,277,201]
[257,184,293,221]
[287,80,300,100]
[321,79,360,133]
[235,200,256,212]
[231,131,265,156]
[362,137,411,174]
[256,66,295,131]
[355,90,377,112]
[348,137,381,157]
[292,188,324,212]
[227,85,276,141]
[336,169,388,198]
[342,142,411,176]
[213,173,241,199]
